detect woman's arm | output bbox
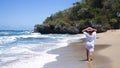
[82,28,87,33]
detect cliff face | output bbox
[34,23,109,34]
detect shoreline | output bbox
[43,40,110,68]
[43,30,120,68]
[43,39,87,68]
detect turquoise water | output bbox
[0,30,84,68]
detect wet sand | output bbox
[43,30,120,68]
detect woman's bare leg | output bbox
[86,48,93,61]
[86,49,89,60]
[88,51,93,61]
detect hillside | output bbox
[34,0,120,34]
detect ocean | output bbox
[0,30,84,68]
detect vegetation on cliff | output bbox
[34,0,120,34]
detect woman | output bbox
[82,27,97,61]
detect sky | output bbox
[0,0,81,30]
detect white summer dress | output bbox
[84,32,96,52]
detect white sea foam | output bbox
[0,43,59,68]
[0,52,58,68]
[0,33,49,45]
[0,33,85,68]
[0,36,16,44]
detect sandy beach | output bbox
[43,30,120,68]
[96,30,120,68]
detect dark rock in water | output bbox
[34,23,109,34]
